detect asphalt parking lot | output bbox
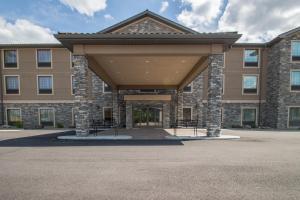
[0,129,299,200]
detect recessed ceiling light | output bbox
[145,60,150,63]
[176,71,179,74]
[109,60,114,63]
[145,71,149,74]
[181,60,186,63]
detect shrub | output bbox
[56,123,64,128]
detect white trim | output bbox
[182,106,193,120]
[202,100,266,103]
[103,107,112,121]
[37,75,54,95]
[3,75,21,95]
[291,40,300,63]
[3,100,75,103]
[242,74,259,95]
[103,81,112,93]
[287,106,300,128]
[36,48,52,69]
[183,82,193,93]
[38,107,55,128]
[70,52,73,68]
[223,52,226,68]
[5,108,22,125]
[2,49,19,69]
[241,107,258,127]
[71,75,75,95]
[243,48,260,68]
[290,69,300,92]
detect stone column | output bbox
[126,102,132,129]
[112,90,119,125]
[206,54,224,137]
[73,55,90,136]
[163,102,170,128]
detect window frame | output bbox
[183,82,193,93]
[139,89,156,93]
[71,75,75,95]
[291,40,300,63]
[103,82,112,93]
[243,49,260,68]
[2,49,19,69]
[36,49,52,68]
[241,107,258,127]
[4,75,20,95]
[5,108,22,126]
[38,107,55,127]
[37,75,54,95]
[182,106,193,121]
[287,106,300,128]
[290,69,300,92]
[242,74,259,95]
[103,107,113,122]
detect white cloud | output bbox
[0,17,58,44]
[160,1,169,13]
[104,14,114,20]
[177,0,300,42]
[177,0,224,32]
[59,0,107,17]
[218,0,300,42]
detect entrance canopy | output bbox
[55,10,241,90]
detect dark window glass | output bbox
[71,76,75,94]
[38,76,52,94]
[103,82,112,93]
[7,109,21,126]
[183,108,192,121]
[292,41,300,61]
[244,49,259,67]
[140,89,156,93]
[289,107,300,127]
[183,83,192,93]
[40,108,54,127]
[242,108,256,127]
[291,71,300,91]
[4,50,17,68]
[37,49,51,67]
[5,76,19,94]
[104,108,112,122]
[243,76,257,94]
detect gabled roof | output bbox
[268,26,300,46]
[98,10,199,34]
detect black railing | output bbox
[90,119,119,136]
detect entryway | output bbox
[133,105,163,128]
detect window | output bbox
[183,83,192,93]
[242,108,257,127]
[38,76,53,94]
[103,82,112,93]
[244,49,259,67]
[6,109,21,126]
[140,89,156,93]
[71,75,75,95]
[103,107,112,122]
[243,75,258,94]
[37,49,51,67]
[291,71,300,91]
[291,41,300,62]
[5,76,19,94]
[4,50,18,68]
[183,107,192,121]
[289,107,300,127]
[39,108,55,127]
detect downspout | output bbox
[0,50,4,125]
[258,46,266,128]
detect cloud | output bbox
[104,14,114,20]
[177,0,224,32]
[59,0,107,17]
[218,0,300,42]
[177,0,300,42]
[160,1,169,13]
[0,17,58,44]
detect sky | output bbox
[0,0,299,44]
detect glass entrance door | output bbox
[133,105,163,127]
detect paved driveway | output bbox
[0,129,299,200]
